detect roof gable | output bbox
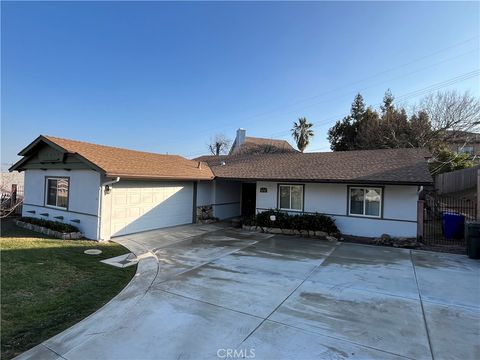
[11,136,214,180]
[10,137,102,172]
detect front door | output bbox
[241,183,256,217]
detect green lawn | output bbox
[1,219,136,359]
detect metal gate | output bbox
[423,192,477,247]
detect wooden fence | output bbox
[435,165,479,194]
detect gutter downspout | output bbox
[102,177,121,188]
[98,177,121,241]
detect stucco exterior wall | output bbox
[22,169,101,239]
[212,180,241,219]
[255,181,419,238]
[197,181,213,207]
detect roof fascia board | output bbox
[213,176,433,186]
[69,152,106,174]
[106,173,214,181]
[8,156,30,172]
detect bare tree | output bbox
[419,90,480,144]
[416,90,480,174]
[207,134,231,156]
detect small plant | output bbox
[19,217,79,233]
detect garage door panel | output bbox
[110,181,194,237]
[128,207,141,217]
[114,194,127,205]
[142,193,153,203]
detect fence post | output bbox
[417,200,424,240]
[477,168,479,221]
[11,184,17,208]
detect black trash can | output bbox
[465,221,480,259]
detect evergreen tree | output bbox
[381,89,395,115]
[351,93,366,121]
[327,93,367,151]
[356,107,381,149]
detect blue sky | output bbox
[2,1,479,169]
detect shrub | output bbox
[242,215,257,226]
[19,217,79,233]
[255,209,289,228]
[245,209,338,235]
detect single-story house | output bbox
[10,132,433,240]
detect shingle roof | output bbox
[12,135,214,180]
[13,135,432,185]
[231,136,296,154]
[199,148,433,185]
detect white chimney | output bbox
[236,128,246,147]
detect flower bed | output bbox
[243,209,339,239]
[16,217,83,240]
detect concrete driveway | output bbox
[18,224,479,360]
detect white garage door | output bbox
[110,181,194,237]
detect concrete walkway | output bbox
[17,225,480,360]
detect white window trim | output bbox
[278,184,304,212]
[45,177,69,210]
[348,186,382,218]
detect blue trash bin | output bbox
[442,212,465,239]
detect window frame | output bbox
[347,186,383,218]
[277,184,304,212]
[44,176,70,210]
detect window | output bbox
[45,178,69,209]
[349,187,382,218]
[458,145,474,156]
[278,185,303,211]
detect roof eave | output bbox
[8,157,29,172]
[213,176,433,186]
[106,173,215,181]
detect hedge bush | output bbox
[19,217,79,233]
[244,209,338,235]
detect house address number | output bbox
[260,187,268,193]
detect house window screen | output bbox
[349,187,382,217]
[278,185,303,211]
[46,178,69,209]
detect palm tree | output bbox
[291,117,314,152]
